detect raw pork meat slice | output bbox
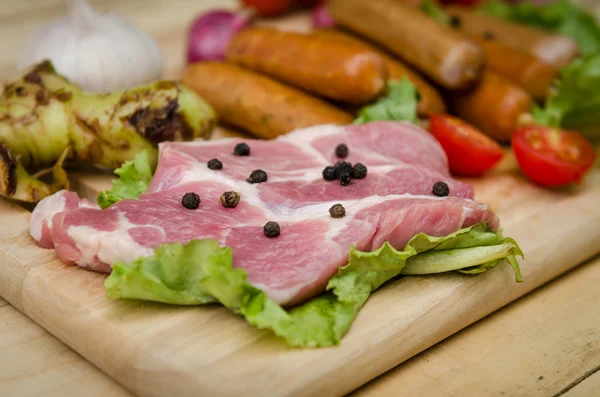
[29,190,97,249]
[31,121,498,306]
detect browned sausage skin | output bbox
[446,71,533,142]
[226,27,388,105]
[182,62,353,139]
[312,29,447,116]
[326,0,484,89]
[444,6,579,69]
[466,33,558,101]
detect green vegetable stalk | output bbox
[0,60,216,203]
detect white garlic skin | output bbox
[18,0,164,93]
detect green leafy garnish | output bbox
[97,150,154,208]
[481,0,600,56]
[105,241,217,305]
[105,222,523,347]
[420,0,450,25]
[533,54,600,135]
[354,78,420,125]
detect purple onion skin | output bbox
[312,3,336,29]
[187,10,252,64]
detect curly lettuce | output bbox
[97,150,154,208]
[532,54,600,138]
[105,222,523,347]
[354,78,420,125]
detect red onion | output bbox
[312,4,336,29]
[186,9,253,64]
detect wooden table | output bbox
[0,1,599,396]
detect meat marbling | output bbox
[30,121,498,306]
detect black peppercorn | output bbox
[181,192,201,209]
[322,166,337,181]
[335,143,349,158]
[432,181,450,197]
[482,30,495,40]
[207,158,223,170]
[329,204,346,218]
[352,163,367,179]
[263,221,280,238]
[333,161,352,178]
[339,172,351,186]
[449,15,462,28]
[247,169,268,184]
[234,142,250,156]
[220,191,240,208]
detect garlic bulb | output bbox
[18,0,164,92]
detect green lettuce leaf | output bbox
[354,78,420,125]
[481,0,600,56]
[402,240,524,282]
[105,222,523,347]
[97,150,154,209]
[532,54,600,136]
[420,0,450,24]
[105,241,217,305]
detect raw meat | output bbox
[30,121,498,306]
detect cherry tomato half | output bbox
[429,114,505,177]
[512,125,596,187]
[241,0,293,17]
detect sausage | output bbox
[312,29,447,116]
[326,0,484,89]
[182,62,354,139]
[444,6,579,69]
[466,33,558,101]
[226,27,388,105]
[446,71,533,142]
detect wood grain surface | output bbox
[352,256,600,397]
[0,198,130,396]
[0,297,132,397]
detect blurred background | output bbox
[0,0,237,79]
[2,0,597,80]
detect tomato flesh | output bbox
[429,114,504,177]
[512,126,596,187]
[241,0,293,17]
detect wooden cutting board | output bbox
[1,124,599,396]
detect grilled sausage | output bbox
[466,33,558,101]
[182,62,353,139]
[445,6,579,69]
[446,71,533,142]
[226,27,388,105]
[326,0,484,89]
[312,29,447,116]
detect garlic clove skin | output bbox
[18,0,164,93]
